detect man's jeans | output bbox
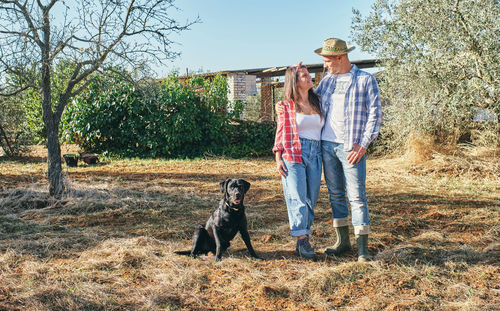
[281,138,322,237]
[321,140,370,235]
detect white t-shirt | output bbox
[321,73,351,143]
[296,113,324,141]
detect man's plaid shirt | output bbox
[273,100,303,163]
[316,64,382,152]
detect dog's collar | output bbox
[226,202,242,211]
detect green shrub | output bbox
[221,120,275,158]
[0,93,33,156]
[62,71,138,155]
[62,71,274,158]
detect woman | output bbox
[273,62,324,259]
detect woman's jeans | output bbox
[281,138,322,237]
[321,141,370,235]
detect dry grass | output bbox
[0,145,499,310]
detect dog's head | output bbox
[219,178,251,208]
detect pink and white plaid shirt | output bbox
[273,100,303,163]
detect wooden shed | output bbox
[178,59,381,121]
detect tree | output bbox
[0,88,31,156]
[352,0,499,149]
[0,0,198,197]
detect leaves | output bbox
[62,71,274,158]
[352,0,500,148]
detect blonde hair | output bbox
[283,66,322,118]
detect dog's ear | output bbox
[241,179,251,194]
[219,179,231,194]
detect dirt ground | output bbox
[0,145,498,310]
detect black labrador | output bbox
[176,178,260,262]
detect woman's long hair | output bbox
[283,65,322,118]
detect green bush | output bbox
[62,71,274,158]
[0,93,33,156]
[221,120,275,158]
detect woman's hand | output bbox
[276,158,287,177]
[275,152,287,177]
[275,101,285,115]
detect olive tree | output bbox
[0,0,197,197]
[352,0,499,149]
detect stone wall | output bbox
[227,73,258,120]
[227,73,257,102]
[227,72,247,102]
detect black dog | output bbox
[176,178,260,262]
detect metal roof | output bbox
[179,59,381,79]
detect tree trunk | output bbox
[0,122,13,156]
[43,94,66,198]
[497,118,500,148]
[46,118,64,198]
[41,42,65,197]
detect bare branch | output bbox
[0,58,37,89]
[0,29,36,42]
[6,0,44,48]
[69,78,91,98]
[49,35,74,61]
[0,84,30,97]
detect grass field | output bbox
[0,146,499,310]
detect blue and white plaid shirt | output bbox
[315,64,383,152]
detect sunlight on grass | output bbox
[0,148,498,310]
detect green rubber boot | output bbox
[325,226,352,256]
[356,234,372,262]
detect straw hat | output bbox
[314,38,355,56]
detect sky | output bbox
[160,0,376,77]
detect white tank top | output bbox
[296,113,324,140]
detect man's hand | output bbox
[275,101,285,115]
[347,144,366,164]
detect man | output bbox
[315,38,382,262]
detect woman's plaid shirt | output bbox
[273,100,303,163]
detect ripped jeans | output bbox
[281,138,322,236]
